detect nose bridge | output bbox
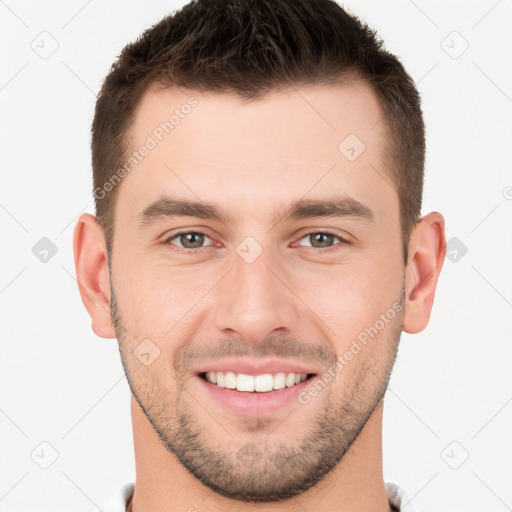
[213,239,300,342]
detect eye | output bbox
[162,229,350,255]
[295,231,349,252]
[163,231,214,252]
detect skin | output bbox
[74,79,445,512]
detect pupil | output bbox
[180,233,333,249]
[312,233,333,248]
[182,232,203,248]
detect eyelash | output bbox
[162,230,350,255]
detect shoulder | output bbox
[100,481,416,511]
[99,482,135,512]
[386,481,419,512]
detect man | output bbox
[73,0,445,510]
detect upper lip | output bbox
[194,358,318,376]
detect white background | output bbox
[1,1,511,511]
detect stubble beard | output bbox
[110,274,405,503]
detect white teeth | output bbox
[285,373,296,387]
[273,372,286,390]
[216,372,225,388]
[255,374,273,392]
[204,371,309,392]
[237,373,254,392]
[225,371,237,389]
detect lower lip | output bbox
[195,375,315,416]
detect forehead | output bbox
[131,79,387,160]
[118,79,396,228]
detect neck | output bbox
[129,397,392,512]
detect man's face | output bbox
[109,80,406,501]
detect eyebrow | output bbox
[137,195,374,228]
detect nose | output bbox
[212,242,301,345]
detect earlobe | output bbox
[403,212,446,334]
[73,213,116,339]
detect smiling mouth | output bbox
[199,371,316,393]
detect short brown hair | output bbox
[92,0,424,264]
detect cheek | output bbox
[114,260,217,341]
[113,227,404,347]
[315,269,403,388]
[290,252,403,349]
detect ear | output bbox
[73,213,116,339]
[403,212,446,334]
